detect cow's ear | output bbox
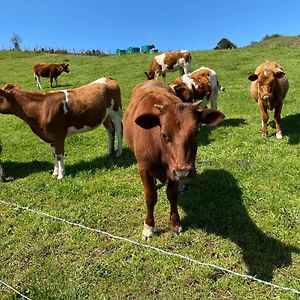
[275,71,285,78]
[135,113,160,129]
[248,74,258,81]
[196,108,225,126]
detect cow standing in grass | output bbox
[248,60,289,139]
[33,63,70,89]
[0,77,123,179]
[145,50,192,81]
[170,66,224,109]
[124,80,224,240]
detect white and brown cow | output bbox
[33,63,70,89]
[0,77,123,179]
[145,50,192,81]
[124,80,224,239]
[248,60,289,139]
[170,66,224,109]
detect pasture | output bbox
[0,46,300,299]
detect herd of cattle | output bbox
[0,50,289,239]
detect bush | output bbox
[214,38,237,50]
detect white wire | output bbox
[1,199,300,296]
[0,279,32,300]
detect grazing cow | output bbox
[170,66,224,109]
[33,63,70,89]
[0,77,123,179]
[124,80,224,239]
[145,50,192,81]
[248,60,289,139]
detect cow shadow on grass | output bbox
[179,169,300,281]
[2,148,136,180]
[280,113,300,145]
[198,118,246,146]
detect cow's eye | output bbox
[161,133,172,143]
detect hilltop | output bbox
[247,35,300,48]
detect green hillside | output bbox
[248,35,300,48]
[0,46,300,299]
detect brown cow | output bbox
[124,80,224,239]
[170,66,224,109]
[145,50,192,81]
[0,77,123,179]
[248,61,289,139]
[33,63,70,89]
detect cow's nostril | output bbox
[174,168,190,178]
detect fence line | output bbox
[1,199,300,296]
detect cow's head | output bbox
[0,83,19,114]
[248,68,285,101]
[135,102,224,181]
[144,71,155,80]
[61,63,70,73]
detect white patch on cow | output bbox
[155,53,166,69]
[56,155,65,180]
[142,222,154,240]
[67,125,96,136]
[264,70,268,76]
[90,77,107,85]
[62,90,69,114]
[182,74,196,90]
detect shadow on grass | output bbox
[198,118,246,146]
[281,113,300,144]
[2,148,136,180]
[179,169,300,281]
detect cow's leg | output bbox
[34,74,42,89]
[209,88,218,109]
[162,73,166,82]
[167,179,182,235]
[108,107,123,157]
[258,100,269,137]
[50,76,54,88]
[139,167,157,240]
[103,116,115,156]
[52,138,65,179]
[55,77,58,87]
[274,102,283,139]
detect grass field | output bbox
[0,46,300,299]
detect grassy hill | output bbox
[0,47,300,299]
[248,35,300,48]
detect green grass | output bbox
[0,47,300,299]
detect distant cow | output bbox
[145,50,192,81]
[248,60,289,139]
[124,80,224,239]
[0,77,123,179]
[170,66,224,109]
[33,63,70,89]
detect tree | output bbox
[11,33,22,50]
[214,38,237,50]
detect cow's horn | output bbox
[194,100,203,106]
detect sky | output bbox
[1,0,300,54]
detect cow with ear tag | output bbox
[248,60,289,139]
[124,80,225,240]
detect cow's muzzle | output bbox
[173,165,193,180]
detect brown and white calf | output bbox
[33,63,70,89]
[248,61,289,139]
[0,77,123,179]
[145,50,192,81]
[170,66,224,109]
[124,80,224,239]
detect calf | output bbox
[0,77,123,179]
[170,66,224,109]
[145,50,192,81]
[124,80,224,239]
[33,63,70,89]
[248,61,289,139]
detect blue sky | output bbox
[2,0,300,54]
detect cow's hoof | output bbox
[116,149,122,157]
[276,131,283,139]
[142,223,154,241]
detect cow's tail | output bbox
[217,80,225,91]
